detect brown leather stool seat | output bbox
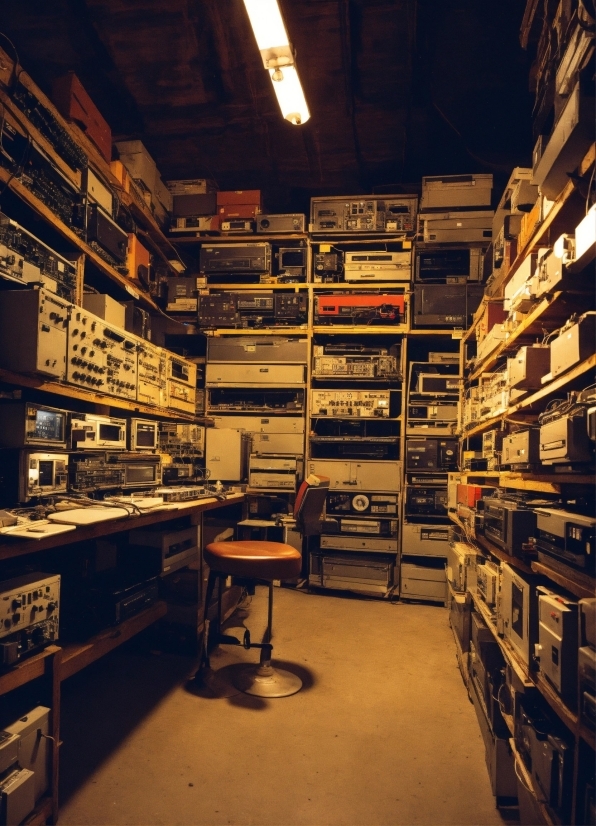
[204,540,302,581]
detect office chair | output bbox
[192,474,329,697]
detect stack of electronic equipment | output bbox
[400,352,461,602]
[0,291,198,416]
[0,700,53,825]
[204,336,306,491]
[403,374,461,600]
[414,174,493,329]
[0,402,206,505]
[307,339,403,597]
[310,193,417,329]
[195,238,308,330]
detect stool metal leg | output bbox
[233,583,302,698]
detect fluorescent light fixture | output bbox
[243,0,310,125]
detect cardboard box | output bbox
[110,160,131,193]
[115,140,158,194]
[126,233,151,287]
[52,71,112,162]
[83,293,126,328]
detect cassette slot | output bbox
[322,516,398,539]
[326,491,399,517]
[405,486,448,519]
[206,387,305,414]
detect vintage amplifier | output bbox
[106,452,161,488]
[128,526,200,576]
[207,336,307,363]
[405,486,447,517]
[70,413,127,450]
[415,374,461,396]
[0,288,70,380]
[323,516,398,539]
[477,559,499,607]
[310,194,418,235]
[418,210,493,244]
[412,283,483,327]
[550,313,596,378]
[481,498,536,555]
[0,451,69,504]
[197,293,307,329]
[166,277,198,312]
[314,293,405,325]
[343,250,412,282]
[319,534,398,554]
[307,459,401,493]
[501,430,541,469]
[310,390,390,418]
[309,553,394,595]
[86,204,128,266]
[0,571,60,664]
[326,492,399,517]
[539,409,592,465]
[507,345,550,391]
[69,454,126,492]
[248,455,297,490]
[534,508,596,572]
[401,523,449,557]
[415,246,484,283]
[534,247,576,299]
[206,362,305,386]
[206,387,305,414]
[256,214,305,233]
[0,403,68,450]
[536,586,578,701]
[405,439,458,472]
[84,167,113,217]
[313,348,400,379]
[137,339,166,408]
[199,243,271,273]
[456,484,496,508]
[420,174,493,210]
[165,355,197,415]
[532,77,595,201]
[0,211,78,301]
[170,192,217,217]
[129,419,159,452]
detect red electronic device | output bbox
[457,484,496,508]
[51,72,112,162]
[314,293,405,324]
[216,190,261,206]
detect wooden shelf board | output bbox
[470,289,593,379]
[205,327,308,336]
[173,233,308,244]
[312,283,409,290]
[0,367,202,421]
[474,533,535,575]
[0,169,159,311]
[511,353,596,412]
[60,601,167,681]
[407,328,465,337]
[202,283,308,290]
[470,591,534,688]
[0,645,60,697]
[531,560,595,600]
[312,325,409,335]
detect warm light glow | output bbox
[268,64,310,125]
[243,0,311,125]
[243,0,290,51]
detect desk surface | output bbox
[0,493,245,562]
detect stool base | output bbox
[233,662,302,698]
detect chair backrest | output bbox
[294,475,330,537]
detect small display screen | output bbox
[33,409,64,442]
[171,360,189,381]
[280,250,306,268]
[126,465,157,483]
[99,424,123,442]
[136,424,157,447]
[38,461,54,486]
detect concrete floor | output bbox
[58,587,508,826]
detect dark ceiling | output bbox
[1,0,534,211]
